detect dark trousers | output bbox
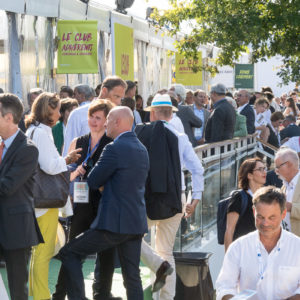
[0,245,31,300]
[59,229,143,300]
[53,203,115,300]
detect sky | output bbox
[94,0,172,19]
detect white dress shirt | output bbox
[263,109,271,125]
[26,123,67,217]
[165,123,204,199]
[216,229,300,300]
[283,171,300,231]
[63,102,91,156]
[170,113,185,134]
[237,103,248,113]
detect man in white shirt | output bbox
[274,148,300,236]
[139,94,204,300]
[216,186,300,300]
[62,76,127,156]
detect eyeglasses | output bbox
[253,167,267,173]
[275,161,288,170]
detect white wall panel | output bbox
[0,0,25,13]
[87,5,110,33]
[60,0,86,20]
[26,0,59,17]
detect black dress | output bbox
[227,191,256,241]
[70,133,112,237]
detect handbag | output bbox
[30,128,70,208]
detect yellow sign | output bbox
[113,23,134,80]
[57,20,98,74]
[175,52,202,86]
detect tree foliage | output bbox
[152,0,300,85]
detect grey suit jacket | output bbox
[176,105,202,147]
[0,130,43,250]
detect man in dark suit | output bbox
[59,106,149,300]
[236,89,255,134]
[0,93,43,300]
[169,85,202,147]
[280,115,300,142]
[205,83,236,143]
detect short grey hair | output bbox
[275,147,299,166]
[171,84,186,102]
[74,84,94,100]
[211,83,226,95]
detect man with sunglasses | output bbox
[275,147,300,236]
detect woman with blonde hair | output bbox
[25,92,81,300]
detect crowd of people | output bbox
[0,78,300,300]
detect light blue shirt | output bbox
[1,129,19,160]
[193,104,205,140]
[114,131,131,142]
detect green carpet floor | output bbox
[0,258,152,300]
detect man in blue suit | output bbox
[59,106,149,300]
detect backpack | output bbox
[217,190,248,245]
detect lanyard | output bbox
[82,137,99,167]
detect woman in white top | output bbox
[25,92,81,300]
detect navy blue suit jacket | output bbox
[280,124,300,141]
[205,99,236,143]
[87,131,149,235]
[240,103,255,134]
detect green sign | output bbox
[57,20,98,74]
[234,64,254,88]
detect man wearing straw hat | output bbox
[135,94,204,300]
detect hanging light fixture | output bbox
[115,0,135,14]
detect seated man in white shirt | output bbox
[216,186,300,300]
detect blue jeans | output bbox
[59,229,143,300]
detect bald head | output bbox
[105,106,134,139]
[236,89,250,107]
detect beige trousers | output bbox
[141,194,185,300]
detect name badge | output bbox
[74,181,89,203]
